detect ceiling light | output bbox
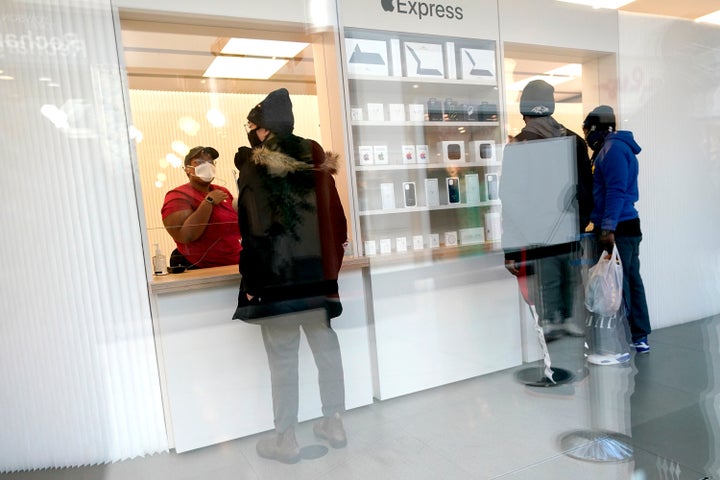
[695,10,720,25]
[203,56,288,80]
[556,0,635,9]
[220,38,309,58]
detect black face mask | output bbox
[247,128,262,148]
[585,127,609,152]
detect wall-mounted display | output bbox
[344,28,503,257]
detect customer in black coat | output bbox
[232,88,348,463]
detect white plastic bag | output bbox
[584,244,623,317]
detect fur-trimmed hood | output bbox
[252,145,340,177]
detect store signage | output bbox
[380,0,464,21]
[1,13,87,58]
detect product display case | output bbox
[343,28,504,258]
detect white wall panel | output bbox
[618,13,720,328]
[0,0,167,472]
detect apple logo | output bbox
[381,0,394,12]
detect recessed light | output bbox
[220,38,309,58]
[695,10,720,26]
[557,0,635,9]
[203,56,289,80]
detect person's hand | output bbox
[505,259,520,276]
[599,230,615,253]
[206,189,228,205]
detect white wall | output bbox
[618,13,720,328]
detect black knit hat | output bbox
[519,80,555,117]
[583,105,616,131]
[247,88,294,135]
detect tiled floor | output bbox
[3,316,718,480]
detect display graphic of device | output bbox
[446,177,460,204]
[464,50,493,76]
[403,182,417,207]
[485,173,499,200]
[349,44,386,65]
[405,45,443,76]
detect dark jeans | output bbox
[529,252,576,323]
[604,235,651,341]
[260,310,345,433]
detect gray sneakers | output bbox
[313,412,347,448]
[256,427,300,463]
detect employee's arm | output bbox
[163,190,227,243]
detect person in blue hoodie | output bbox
[583,105,651,354]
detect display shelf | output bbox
[343,27,503,258]
[359,201,500,216]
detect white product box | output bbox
[345,38,389,77]
[424,178,440,207]
[388,103,406,122]
[379,238,392,255]
[416,145,430,164]
[364,240,377,256]
[412,235,424,251]
[446,177,460,204]
[445,42,457,80]
[373,145,389,165]
[396,237,408,253]
[459,47,496,81]
[484,212,502,242]
[444,231,458,247]
[401,145,416,164]
[351,108,364,121]
[485,173,499,201]
[367,103,385,122]
[465,173,481,204]
[408,104,425,122]
[380,182,396,210]
[438,141,465,162]
[404,41,445,79]
[390,38,403,77]
[469,140,496,164]
[427,233,440,249]
[459,227,486,245]
[358,145,374,166]
[402,182,417,207]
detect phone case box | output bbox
[380,182,395,209]
[427,233,440,249]
[358,145,374,165]
[424,178,440,207]
[446,177,461,204]
[402,182,417,207]
[364,240,377,256]
[469,140,496,164]
[412,235,424,250]
[351,108,364,121]
[485,173,499,201]
[438,140,465,162]
[464,173,481,204]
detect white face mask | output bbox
[192,162,216,182]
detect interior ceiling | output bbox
[120,1,718,96]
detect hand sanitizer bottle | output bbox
[152,244,166,275]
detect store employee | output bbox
[161,146,241,269]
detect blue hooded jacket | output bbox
[590,131,642,231]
